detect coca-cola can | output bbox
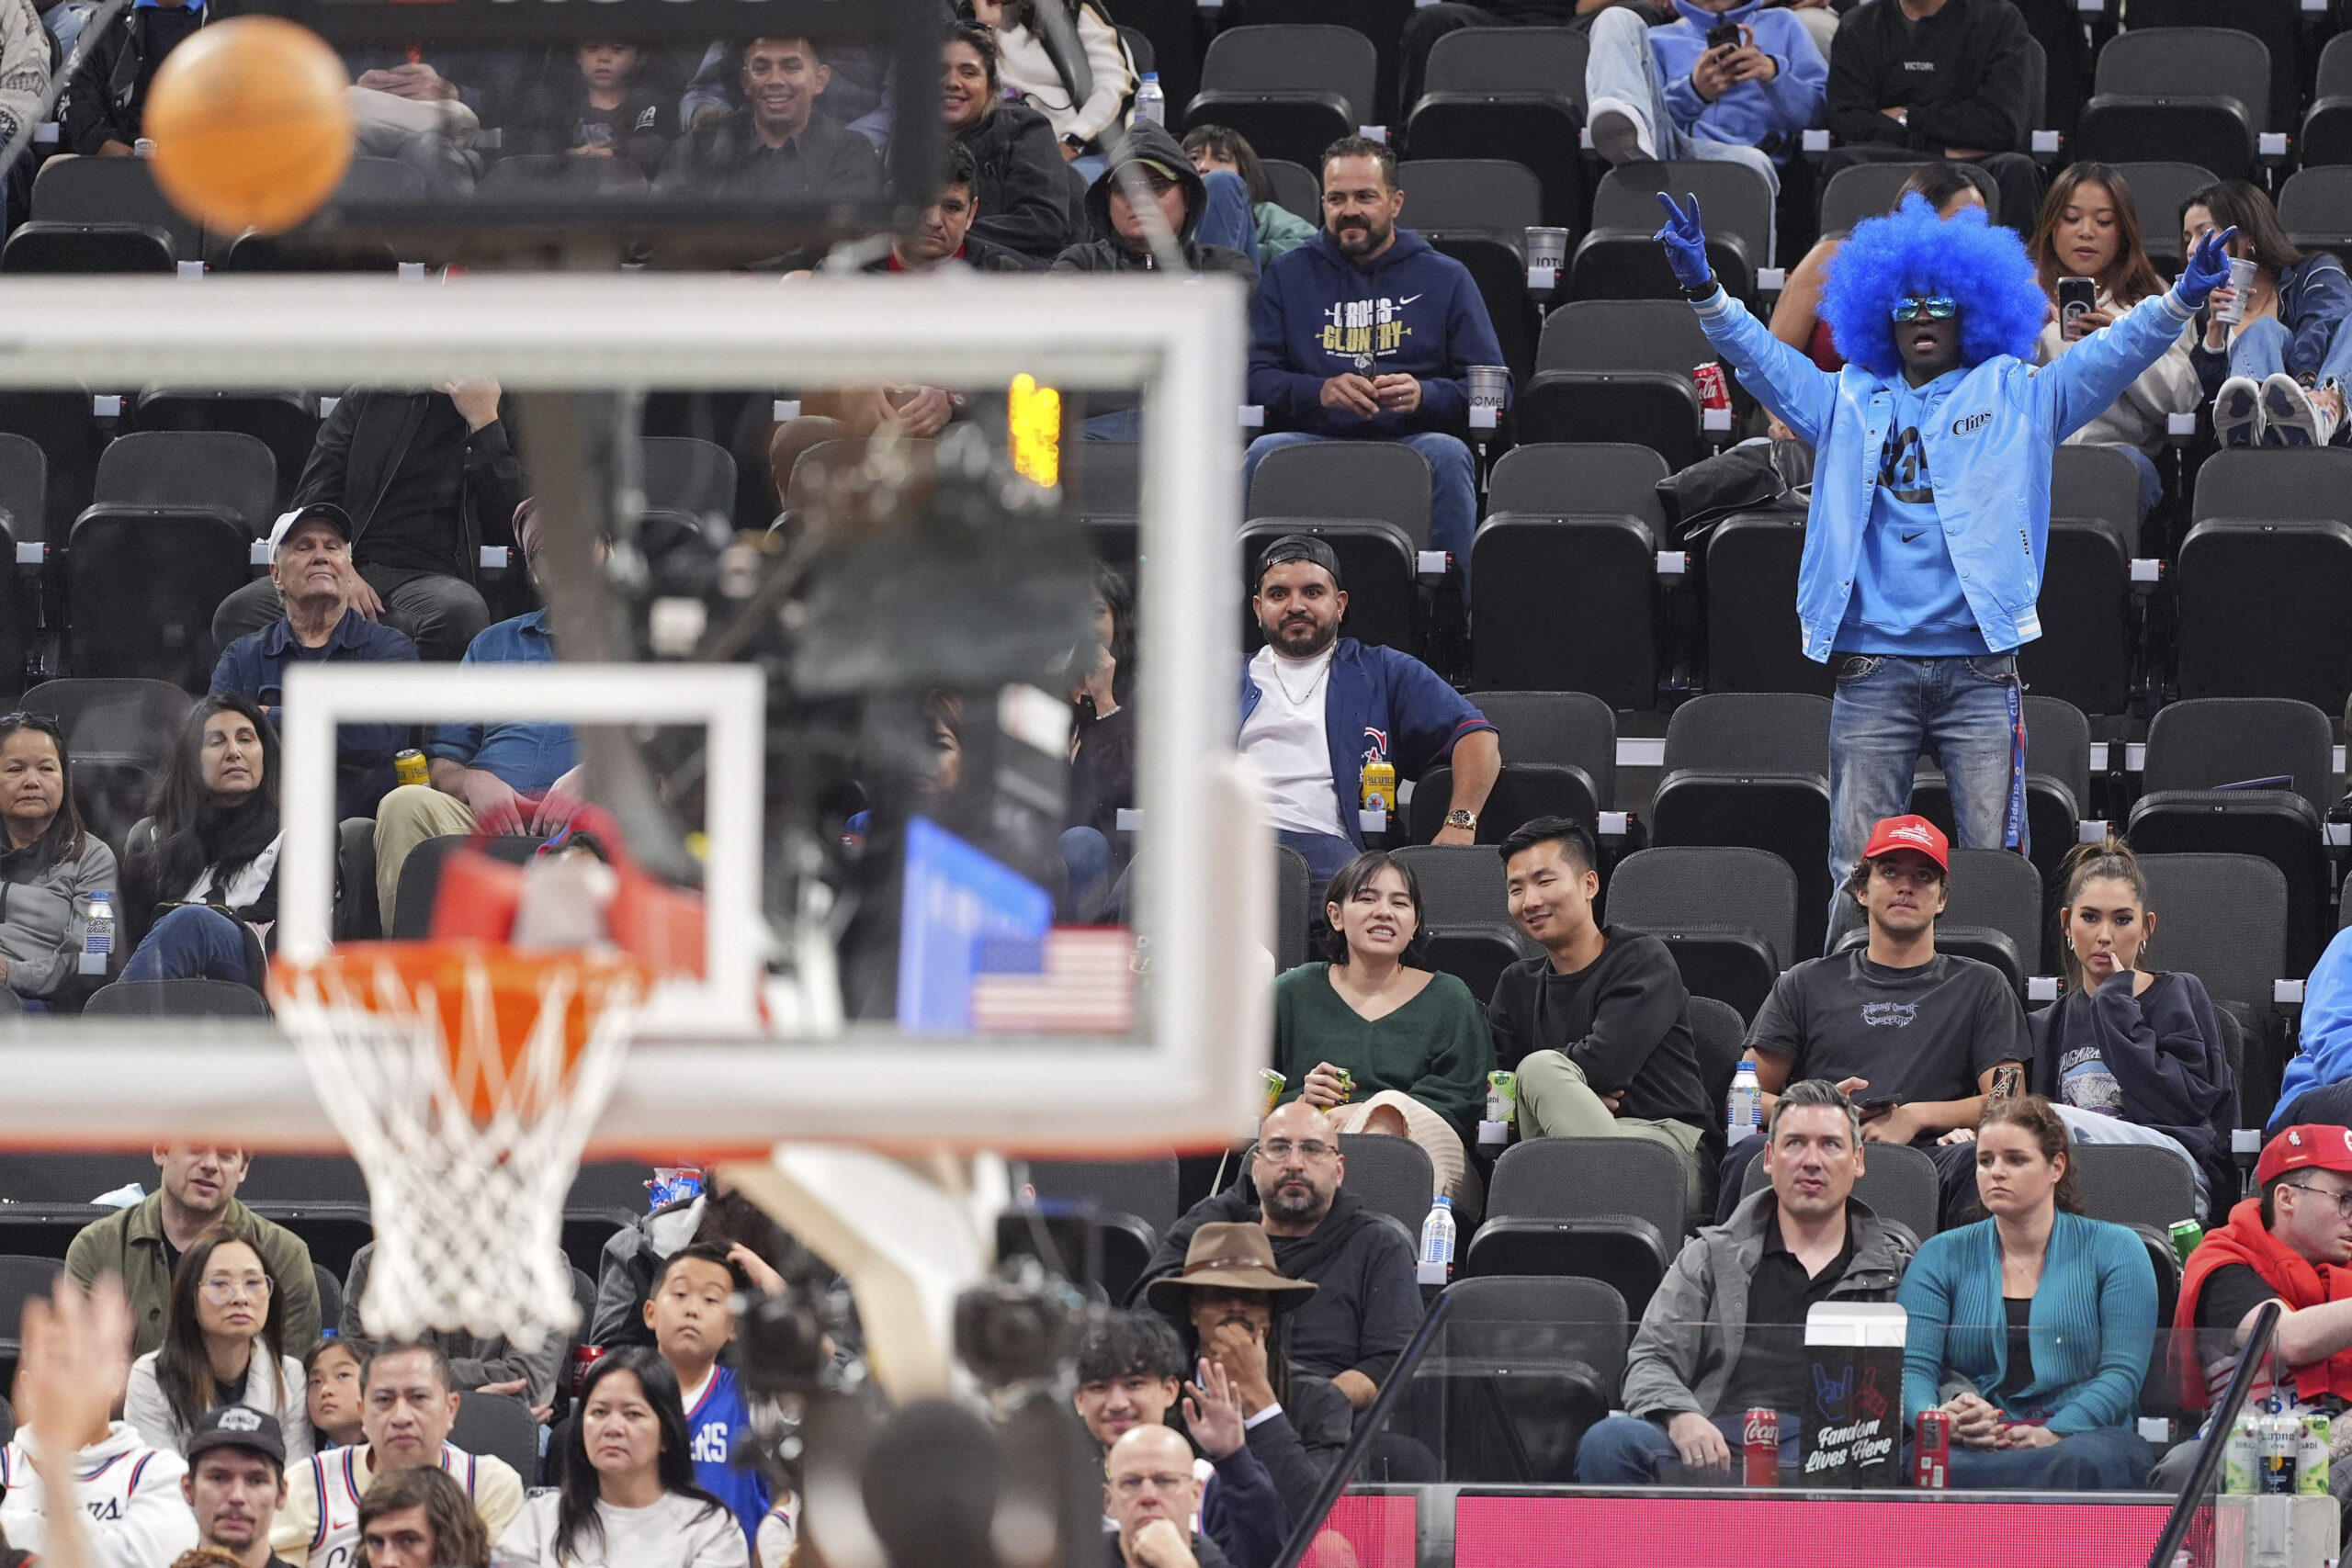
[569,1344,606,1397]
[1742,1408,1778,1486]
[1915,1409,1951,1489]
[1693,362,1733,414]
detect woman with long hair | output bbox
[1900,1096,2156,1490]
[497,1348,744,1567]
[2030,164,2200,519]
[1183,123,1318,265]
[965,0,1132,173]
[124,1232,310,1460]
[1272,850,1496,1207]
[119,694,281,988]
[2021,837,2233,1214]
[0,712,117,1009]
[2184,179,2352,446]
[941,22,1077,262]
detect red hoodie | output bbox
[2176,1198,2352,1409]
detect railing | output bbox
[2145,1299,2282,1568]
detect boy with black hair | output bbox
[1487,815,1713,1211]
[645,1241,773,1553]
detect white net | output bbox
[276,950,641,1351]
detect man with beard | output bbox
[1238,536,1497,890]
[1243,137,1504,594]
[1133,1102,1421,1413]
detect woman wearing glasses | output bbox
[124,1231,311,1461]
[0,712,118,1010]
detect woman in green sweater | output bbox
[1898,1094,2157,1490]
[1273,851,1496,1209]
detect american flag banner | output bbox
[970,927,1136,1033]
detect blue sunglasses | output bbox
[1891,296,1959,322]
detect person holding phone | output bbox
[2029,164,2199,521]
[1582,0,1827,261]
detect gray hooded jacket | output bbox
[1620,1189,1917,1420]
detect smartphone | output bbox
[1854,1095,1899,1119]
[2057,276,2097,339]
[1705,20,1742,51]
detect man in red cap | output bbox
[2158,1122,2352,1503]
[1719,813,2030,1225]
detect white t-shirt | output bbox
[1240,645,1344,839]
[494,1488,750,1568]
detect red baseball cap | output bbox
[1861,814,1949,872]
[2256,1124,2352,1186]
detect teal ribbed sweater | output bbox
[1896,1210,2156,1435]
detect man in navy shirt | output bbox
[210,502,420,820]
[368,511,583,930]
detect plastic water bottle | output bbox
[1417,1194,1455,1286]
[1726,1060,1763,1144]
[1132,72,1165,128]
[79,891,112,976]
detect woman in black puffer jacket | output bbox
[943,21,1080,262]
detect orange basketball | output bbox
[144,16,354,235]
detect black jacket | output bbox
[292,390,524,585]
[858,231,1041,274]
[1130,1185,1421,1387]
[62,0,214,154]
[956,99,1081,261]
[657,107,883,201]
[1241,1371,1354,1524]
[1049,119,1258,282]
[1825,0,2030,155]
[2028,972,2236,1207]
[1485,926,1713,1134]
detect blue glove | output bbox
[2174,223,2242,310]
[1655,192,1713,291]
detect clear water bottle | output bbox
[1416,1194,1455,1286]
[1132,72,1165,128]
[1726,1059,1763,1144]
[79,891,112,976]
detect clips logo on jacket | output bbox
[1951,411,1991,437]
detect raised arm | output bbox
[2044,224,2235,439]
[1657,194,1838,443]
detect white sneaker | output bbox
[2262,372,2339,446]
[1586,96,1657,165]
[2213,375,2263,447]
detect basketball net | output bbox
[274,943,643,1351]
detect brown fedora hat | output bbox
[1144,1221,1318,1315]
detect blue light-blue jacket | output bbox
[1651,0,1826,159]
[1690,285,2198,661]
[2273,924,2352,1131]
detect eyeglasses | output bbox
[1258,1138,1337,1163]
[1112,1472,1193,1496]
[200,1274,273,1303]
[1890,296,1959,322]
[2279,1182,2352,1217]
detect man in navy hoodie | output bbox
[1245,137,1504,594]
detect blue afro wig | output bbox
[1820,195,2047,379]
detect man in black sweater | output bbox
[657,35,882,202]
[1130,1102,1420,1412]
[1820,0,2041,231]
[1487,815,1713,1213]
[62,0,211,156]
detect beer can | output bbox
[2299,1412,2331,1496]
[1693,361,1732,414]
[1742,1408,1778,1487]
[569,1344,606,1397]
[1990,1063,2024,1103]
[1487,1070,1517,1125]
[2170,1219,2205,1266]
[1914,1409,1951,1490]
[393,748,429,788]
[1261,1068,1286,1117]
[2224,1410,2259,1495]
[1360,760,1397,817]
[1334,1067,1354,1103]
[2260,1409,2299,1495]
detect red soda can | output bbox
[1693,362,1733,414]
[569,1344,606,1397]
[1915,1409,1951,1488]
[1742,1408,1779,1486]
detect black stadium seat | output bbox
[66,508,251,691]
[1398,1276,1626,1484]
[1225,0,1416,125]
[1470,513,1657,708]
[1704,511,1831,697]
[20,678,192,845]
[2074,28,2268,182]
[1396,159,1543,387]
[1571,162,1774,302]
[1183,25,1376,170]
[2052,444,2147,557]
[638,436,737,525]
[2301,34,2352,170]
[1440,688,1618,811]
[2026,518,2134,716]
[133,391,320,513]
[2176,520,2352,718]
[2278,165,2352,253]
[1519,300,1714,466]
[1648,693,1834,959]
[1817,162,1997,238]
[1392,842,1540,999]
[1488,442,1670,537]
[1335,1133,1437,1235]
[1466,1137,1689,1311]
[93,431,277,538]
[1249,438,1433,550]
[1273,845,1311,971]
[0,434,42,542]
[1405,28,1589,232]
[0,224,175,274]
[2109,162,2219,275]
[1604,845,1797,1023]
[1261,159,1322,224]
[2139,852,2290,1128]
[29,153,202,258]
[0,394,104,540]
[2070,1144,2201,1235]
[82,980,273,1018]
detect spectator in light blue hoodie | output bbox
[1585,0,1827,262]
[2268,924,2352,1134]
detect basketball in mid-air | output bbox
[145,16,354,235]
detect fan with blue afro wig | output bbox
[1820,195,2048,381]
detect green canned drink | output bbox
[2300,1412,2331,1495]
[1261,1069,1285,1117]
[1487,1071,1517,1124]
[2224,1411,2258,1495]
[2170,1220,2204,1265]
[1334,1067,1354,1103]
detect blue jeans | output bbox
[1279,829,1359,893]
[1825,651,2023,953]
[1196,168,1259,269]
[1584,6,1781,263]
[123,906,258,987]
[1083,409,1144,442]
[1242,430,1479,597]
[2224,311,2352,387]
[1060,826,1117,923]
[1939,1426,2153,1491]
[1576,1413,1801,1484]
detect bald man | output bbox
[1105,1425,1235,1568]
[1132,1102,1420,1408]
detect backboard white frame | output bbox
[0,273,1268,1157]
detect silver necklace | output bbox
[1268,651,1329,706]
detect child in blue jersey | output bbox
[646,1242,774,1553]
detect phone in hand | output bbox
[1705,19,1742,51]
[1854,1094,1899,1120]
[2056,276,2098,340]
